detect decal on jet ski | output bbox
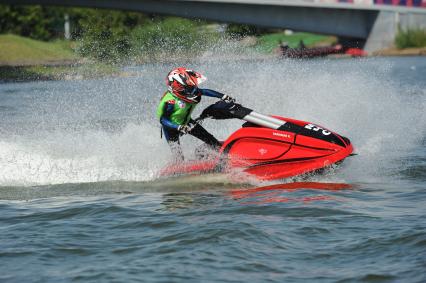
[272,132,292,139]
[304,124,331,136]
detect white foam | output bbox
[0,123,169,186]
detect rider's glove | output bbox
[221,94,235,103]
[178,124,193,134]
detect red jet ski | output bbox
[159,101,354,181]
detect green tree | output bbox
[131,17,210,58]
[226,23,264,38]
[76,9,148,63]
[0,5,64,40]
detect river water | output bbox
[0,57,425,282]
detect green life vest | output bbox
[156,92,197,126]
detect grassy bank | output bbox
[254,32,337,53]
[372,47,426,56]
[0,34,78,65]
[0,64,119,82]
[0,34,122,82]
[395,28,426,49]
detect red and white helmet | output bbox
[166,67,206,103]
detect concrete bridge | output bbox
[2,0,426,51]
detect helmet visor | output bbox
[183,85,201,103]
[184,85,199,97]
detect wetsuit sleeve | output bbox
[160,102,179,130]
[199,89,225,99]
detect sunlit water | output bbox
[0,56,425,282]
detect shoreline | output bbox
[372,47,426,56]
[0,63,138,83]
[1,50,425,83]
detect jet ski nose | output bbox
[340,135,351,146]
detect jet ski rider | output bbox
[157,67,235,161]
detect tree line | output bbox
[0,5,264,63]
[0,5,149,41]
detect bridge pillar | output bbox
[365,11,426,52]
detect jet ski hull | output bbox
[221,116,353,180]
[159,115,353,181]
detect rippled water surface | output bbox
[0,57,425,282]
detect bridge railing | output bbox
[312,0,426,8]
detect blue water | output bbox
[0,57,425,282]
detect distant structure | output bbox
[64,13,70,40]
[311,1,426,51]
[2,0,426,52]
[314,0,425,7]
